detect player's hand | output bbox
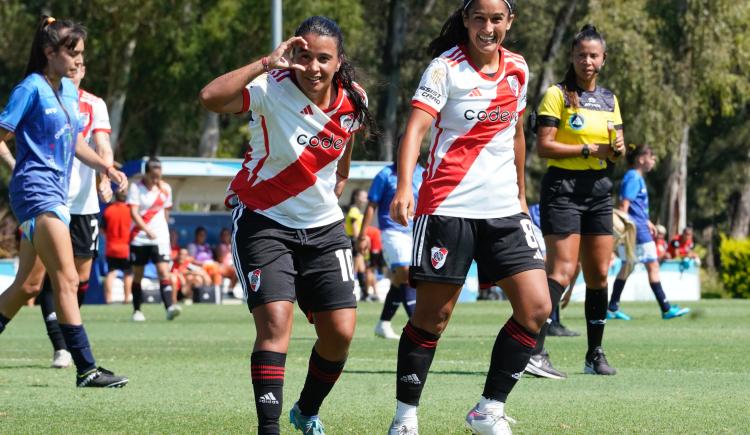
[390,189,414,227]
[268,36,308,72]
[146,229,157,240]
[648,221,657,237]
[591,143,611,160]
[357,236,369,255]
[98,176,113,203]
[106,167,129,193]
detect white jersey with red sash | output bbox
[67,88,112,214]
[230,70,367,229]
[127,180,172,246]
[411,45,528,219]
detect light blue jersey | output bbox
[0,73,82,223]
[368,163,424,233]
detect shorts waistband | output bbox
[546,166,608,178]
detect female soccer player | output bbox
[535,24,625,376]
[608,144,690,320]
[389,1,550,433]
[199,16,372,435]
[0,16,129,387]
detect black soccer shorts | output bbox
[539,167,614,236]
[70,214,100,258]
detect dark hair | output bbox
[429,0,516,58]
[294,16,373,134]
[25,16,87,77]
[626,144,651,167]
[349,188,366,207]
[145,157,162,173]
[561,24,607,109]
[195,226,207,235]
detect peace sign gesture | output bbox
[267,36,308,72]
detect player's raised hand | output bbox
[268,36,308,72]
[390,188,414,227]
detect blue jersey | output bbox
[0,73,82,223]
[620,169,652,243]
[368,163,424,233]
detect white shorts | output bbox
[382,229,412,269]
[618,241,658,264]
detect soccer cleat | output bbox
[662,305,690,319]
[289,402,325,434]
[524,350,566,379]
[388,418,418,435]
[606,310,632,321]
[547,321,580,337]
[375,320,400,339]
[132,310,146,322]
[166,305,182,321]
[76,367,129,388]
[465,404,516,435]
[51,349,72,369]
[584,347,617,375]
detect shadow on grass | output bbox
[345,369,486,376]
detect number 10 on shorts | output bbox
[334,249,355,282]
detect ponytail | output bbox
[428,8,467,58]
[25,15,87,77]
[626,144,649,167]
[560,24,606,110]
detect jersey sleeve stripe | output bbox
[237,88,250,114]
[411,100,438,118]
[92,128,112,134]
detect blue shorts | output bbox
[19,205,71,242]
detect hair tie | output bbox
[46,17,56,25]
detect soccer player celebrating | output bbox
[535,24,625,376]
[388,1,550,433]
[0,16,128,387]
[199,16,372,435]
[128,157,180,322]
[607,144,690,320]
[358,149,424,339]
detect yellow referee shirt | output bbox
[537,84,623,171]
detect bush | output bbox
[719,235,750,298]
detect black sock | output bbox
[159,279,174,309]
[357,272,367,299]
[298,348,346,417]
[550,305,560,323]
[483,317,538,402]
[39,279,67,351]
[533,278,565,355]
[650,281,671,312]
[251,351,286,435]
[609,278,626,312]
[380,285,403,321]
[401,284,416,318]
[132,282,143,311]
[0,312,10,334]
[396,321,440,406]
[77,280,89,307]
[59,324,97,375]
[585,287,608,352]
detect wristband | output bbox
[261,56,270,72]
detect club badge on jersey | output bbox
[431,247,449,270]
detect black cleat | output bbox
[76,367,129,388]
[525,350,567,379]
[548,321,580,337]
[584,347,617,375]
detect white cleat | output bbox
[132,310,146,322]
[166,305,182,321]
[388,418,418,435]
[51,349,72,369]
[465,404,516,435]
[375,320,400,339]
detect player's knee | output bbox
[57,272,80,295]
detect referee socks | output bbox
[251,351,286,435]
[532,278,565,355]
[585,287,608,352]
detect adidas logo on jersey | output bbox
[399,374,421,385]
[300,105,313,115]
[258,392,279,404]
[469,87,482,97]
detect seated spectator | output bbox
[655,224,669,262]
[668,226,700,261]
[170,229,181,261]
[188,226,221,287]
[214,228,238,295]
[171,248,211,302]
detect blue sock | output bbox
[550,305,560,323]
[649,281,671,313]
[59,324,97,374]
[380,285,403,321]
[401,284,416,318]
[609,278,626,312]
[0,312,10,334]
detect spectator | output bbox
[655,224,669,262]
[171,248,211,303]
[668,226,699,262]
[214,228,238,296]
[103,191,133,304]
[187,226,221,290]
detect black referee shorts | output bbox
[540,167,614,236]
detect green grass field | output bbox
[1,299,749,434]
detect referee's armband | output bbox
[535,115,560,129]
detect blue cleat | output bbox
[662,305,690,319]
[290,402,325,434]
[606,310,632,320]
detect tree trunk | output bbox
[375,0,410,162]
[729,158,750,238]
[661,124,689,237]
[107,38,137,156]
[701,224,715,269]
[198,111,220,158]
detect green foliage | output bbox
[719,234,750,298]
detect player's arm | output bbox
[357,202,377,255]
[391,108,432,226]
[93,130,115,202]
[0,136,15,170]
[129,205,156,240]
[199,36,308,114]
[618,199,630,213]
[513,116,529,213]
[536,125,612,160]
[75,132,127,192]
[334,139,355,198]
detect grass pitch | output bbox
[1,299,749,434]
